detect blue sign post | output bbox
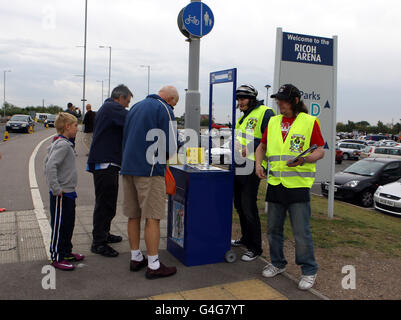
[209,68,237,174]
[182,2,214,38]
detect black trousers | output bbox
[92,166,120,246]
[50,195,76,262]
[233,167,262,254]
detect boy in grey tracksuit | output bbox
[44,112,83,270]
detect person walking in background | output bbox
[82,104,96,155]
[87,84,133,258]
[121,86,179,279]
[255,84,325,290]
[65,103,81,149]
[66,103,82,120]
[44,112,84,271]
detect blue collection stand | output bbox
[167,69,238,267]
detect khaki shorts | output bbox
[122,175,167,220]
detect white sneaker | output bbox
[298,274,317,290]
[241,250,260,262]
[262,263,286,278]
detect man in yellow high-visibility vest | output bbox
[255,84,325,290]
[231,84,275,262]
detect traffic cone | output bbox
[45,123,49,130]
[3,131,9,141]
[28,125,33,134]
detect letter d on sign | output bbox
[311,103,321,117]
[341,265,356,290]
[41,265,56,290]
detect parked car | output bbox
[366,134,387,142]
[321,158,401,207]
[337,142,366,160]
[44,114,57,128]
[340,139,368,146]
[335,148,343,164]
[378,140,400,147]
[374,178,401,216]
[369,147,401,159]
[5,114,35,133]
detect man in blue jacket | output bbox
[87,84,133,257]
[121,85,178,279]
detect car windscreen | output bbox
[343,160,385,176]
[10,115,28,121]
[47,115,57,120]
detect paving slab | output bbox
[0,249,320,300]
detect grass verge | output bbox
[233,180,401,258]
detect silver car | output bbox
[374,179,401,216]
[337,142,366,160]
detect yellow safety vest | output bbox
[265,112,318,189]
[235,105,274,165]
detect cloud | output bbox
[0,0,400,124]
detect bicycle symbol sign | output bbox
[185,15,200,26]
[182,2,214,37]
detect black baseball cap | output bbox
[271,84,301,100]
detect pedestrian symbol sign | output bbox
[182,2,214,38]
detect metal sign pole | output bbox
[184,0,201,139]
[185,36,201,138]
[328,35,338,219]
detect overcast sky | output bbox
[1,0,400,125]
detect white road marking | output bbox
[29,134,54,260]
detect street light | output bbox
[99,45,112,97]
[264,84,271,106]
[81,0,88,118]
[3,70,11,118]
[140,65,151,96]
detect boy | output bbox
[44,112,84,271]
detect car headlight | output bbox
[344,180,360,188]
[22,124,27,127]
[375,186,383,195]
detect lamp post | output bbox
[3,70,11,118]
[81,0,88,118]
[99,45,112,97]
[140,65,151,96]
[264,84,271,107]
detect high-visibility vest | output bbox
[265,112,318,189]
[235,105,274,165]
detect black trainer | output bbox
[231,239,245,247]
[91,244,119,257]
[107,234,123,244]
[241,250,261,262]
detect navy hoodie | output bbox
[87,98,128,171]
[121,94,177,177]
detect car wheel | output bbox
[360,190,373,207]
[343,153,349,160]
[336,160,342,164]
